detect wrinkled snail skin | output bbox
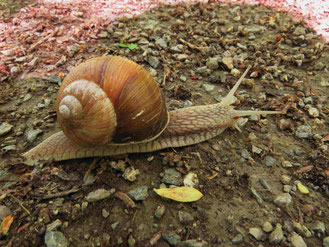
[23,58,283,165]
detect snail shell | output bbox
[57,56,169,145]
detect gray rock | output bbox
[127,186,149,201]
[206,58,219,70]
[170,45,182,53]
[98,31,108,38]
[0,122,13,136]
[26,129,43,143]
[23,93,33,102]
[180,239,208,247]
[183,172,199,188]
[296,125,312,138]
[293,222,312,238]
[196,66,207,74]
[308,107,319,117]
[178,210,194,225]
[290,232,307,247]
[148,56,160,69]
[102,208,110,218]
[155,38,167,48]
[85,188,114,202]
[308,220,326,235]
[269,223,284,244]
[323,236,329,247]
[249,227,264,241]
[162,168,182,185]
[202,84,215,92]
[221,57,233,70]
[264,156,277,167]
[241,149,250,160]
[66,45,80,57]
[262,221,273,233]
[232,234,243,244]
[154,204,165,219]
[274,193,292,207]
[45,231,69,247]
[176,54,189,61]
[162,231,182,246]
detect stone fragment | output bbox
[274,193,292,207]
[85,188,114,202]
[127,186,149,201]
[45,231,69,247]
[0,122,13,136]
[249,227,264,241]
[290,232,307,247]
[269,224,284,244]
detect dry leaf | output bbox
[0,215,14,235]
[154,187,203,202]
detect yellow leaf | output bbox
[154,187,203,202]
[1,215,14,235]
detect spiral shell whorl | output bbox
[57,80,117,145]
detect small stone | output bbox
[241,149,250,160]
[262,222,273,233]
[10,66,20,75]
[308,220,326,235]
[281,175,291,185]
[180,239,208,247]
[308,107,319,117]
[0,122,13,136]
[230,68,241,76]
[323,236,329,247]
[170,45,182,53]
[2,145,16,152]
[277,119,292,130]
[283,185,292,193]
[148,56,160,69]
[162,231,182,246]
[296,125,312,139]
[264,156,277,167]
[296,182,309,194]
[293,222,312,238]
[206,57,219,70]
[45,231,69,247]
[196,66,207,74]
[98,31,108,38]
[102,208,110,218]
[155,38,167,48]
[252,145,263,154]
[55,55,67,67]
[290,232,307,247]
[202,84,215,92]
[221,57,234,70]
[26,129,43,143]
[28,57,38,68]
[176,54,188,61]
[111,221,119,230]
[249,227,264,241]
[293,27,306,35]
[320,80,329,87]
[282,160,293,168]
[0,205,12,220]
[46,219,62,232]
[183,172,199,188]
[178,210,194,225]
[154,205,165,219]
[269,224,284,244]
[232,234,243,244]
[128,234,136,247]
[85,188,114,202]
[127,186,149,201]
[66,45,80,57]
[162,168,182,185]
[23,93,33,102]
[274,193,292,207]
[122,167,140,182]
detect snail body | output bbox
[23,56,283,164]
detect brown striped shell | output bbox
[56,56,169,145]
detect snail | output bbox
[23,56,283,164]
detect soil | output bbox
[0,1,328,247]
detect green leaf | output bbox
[119,40,138,50]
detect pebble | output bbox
[221,57,234,70]
[180,239,208,247]
[170,45,183,53]
[264,156,277,167]
[178,210,194,225]
[66,45,80,57]
[296,125,312,139]
[282,160,293,168]
[162,168,182,185]
[162,231,182,246]
[154,205,165,219]
[323,236,329,247]
[97,31,108,38]
[196,66,207,74]
[308,107,319,117]
[249,227,264,241]
[274,193,292,207]
[320,80,329,87]
[230,68,241,76]
[176,54,189,61]
[47,219,62,232]
[262,221,273,233]
[122,167,140,182]
[148,56,160,69]
[283,185,292,193]
[281,175,291,185]
[2,145,16,152]
[293,27,306,35]
[232,234,243,244]
[206,57,219,70]
[183,172,199,188]
[293,222,312,238]
[290,232,307,247]
[296,182,309,194]
[45,231,69,247]
[155,38,167,48]
[269,223,284,244]
[85,188,114,202]
[309,220,326,235]
[202,83,215,92]
[26,129,43,143]
[0,122,13,136]
[23,93,33,102]
[0,205,12,220]
[102,208,110,218]
[10,66,20,76]
[127,185,149,201]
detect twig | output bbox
[179,38,209,52]
[42,187,80,200]
[10,194,31,216]
[28,27,59,52]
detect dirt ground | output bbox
[0,1,328,247]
